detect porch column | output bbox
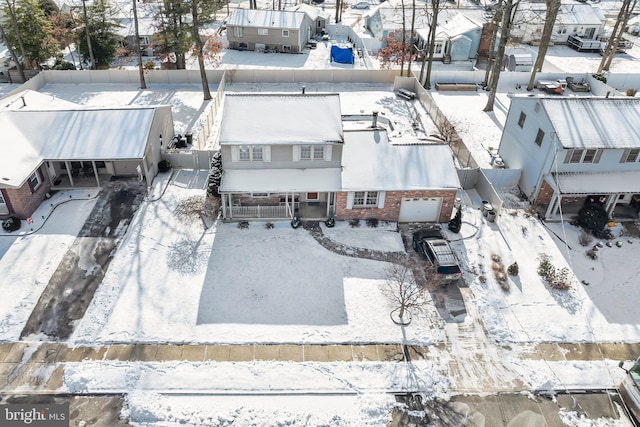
[221,193,227,219]
[326,192,331,216]
[65,161,76,186]
[605,194,618,217]
[545,193,559,219]
[91,160,101,186]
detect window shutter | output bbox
[346,192,354,209]
[594,149,603,163]
[563,150,573,164]
[231,146,239,162]
[377,191,385,209]
[620,148,630,163]
[325,144,332,161]
[293,145,300,161]
[264,145,271,162]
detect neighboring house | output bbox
[415,12,483,62]
[118,17,158,56]
[217,93,460,223]
[0,90,174,220]
[511,3,605,45]
[363,0,486,40]
[497,96,640,220]
[226,8,314,53]
[287,4,330,35]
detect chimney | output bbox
[371,110,379,128]
[302,85,306,95]
[606,91,611,98]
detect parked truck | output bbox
[619,357,640,423]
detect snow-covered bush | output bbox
[2,217,21,232]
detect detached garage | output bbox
[336,130,460,223]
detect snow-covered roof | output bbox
[540,97,640,149]
[0,96,157,188]
[341,130,460,191]
[555,171,640,194]
[117,18,158,38]
[219,168,342,192]
[219,94,343,145]
[286,4,330,21]
[416,11,481,41]
[1,89,79,111]
[371,4,485,33]
[515,3,604,27]
[227,8,307,29]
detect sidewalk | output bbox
[2,341,640,393]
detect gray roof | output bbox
[227,8,307,29]
[540,97,640,149]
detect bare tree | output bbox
[406,0,416,76]
[382,261,426,325]
[598,0,638,73]
[526,0,560,91]
[484,0,519,112]
[190,0,212,100]
[418,0,440,89]
[132,0,147,89]
[482,7,501,88]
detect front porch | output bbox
[541,194,640,222]
[221,192,334,221]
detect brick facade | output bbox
[536,178,555,206]
[0,166,51,220]
[334,190,457,223]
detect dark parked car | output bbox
[412,225,462,283]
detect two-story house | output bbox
[497,96,640,220]
[226,9,314,53]
[218,93,460,223]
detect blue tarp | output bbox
[330,45,354,64]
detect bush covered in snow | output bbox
[2,216,20,232]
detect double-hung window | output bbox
[353,191,378,207]
[300,145,324,160]
[622,148,640,163]
[28,171,42,193]
[566,148,600,163]
[238,145,263,161]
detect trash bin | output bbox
[185,132,193,145]
[482,201,493,217]
[487,210,496,222]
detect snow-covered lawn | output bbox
[448,203,640,344]
[71,170,444,345]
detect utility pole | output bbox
[81,0,96,69]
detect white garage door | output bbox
[398,197,442,223]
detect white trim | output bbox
[346,191,354,209]
[377,191,385,209]
[325,144,332,161]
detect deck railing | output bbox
[231,205,289,219]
